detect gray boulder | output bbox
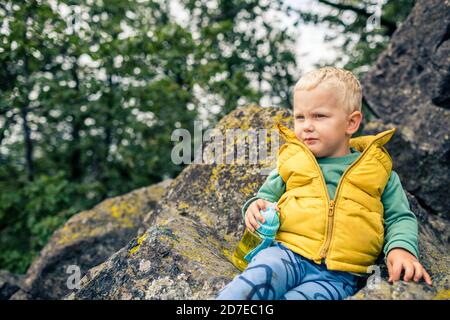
[0,270,24,300]
[361,0,450,216]
[16,180,171,299]
[67,105,291,299]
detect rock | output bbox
[19,180,171,299]
[349,280,438,300]
[66,218,237,300]
[8,289,33,300]
[361,0,450,216]
[0,270,24,300]
[67,105,292,299]
[67,105,449,300]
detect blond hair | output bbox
[294,66,362,113]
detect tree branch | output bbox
[317,0,397,36]
[210,2,258,23]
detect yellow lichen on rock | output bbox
[129,233,149,255]
[55,214,105,246]
[208,164,225,193]
[238,180,260,197]
[177,201,190,210]
[432,289,450,300]
[110,201,138,228]
[272,111,293,128]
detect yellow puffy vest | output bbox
[276,123,396,274]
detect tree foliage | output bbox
[296,0,416,77]
[0,0,297,273]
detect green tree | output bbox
[0,0,299,273]
[0,0,72,272]
[295,0,416,77]
[182,0,298,120]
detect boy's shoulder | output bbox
[381,170,409,200]
[386,170,401,185]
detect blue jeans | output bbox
[217,242,360,300]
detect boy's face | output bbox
[293,83,362,158]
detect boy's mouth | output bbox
[304,139,319,145]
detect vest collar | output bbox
[276,123,396,153]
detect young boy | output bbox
[217,66,432,300]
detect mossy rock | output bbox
[361,0,450,216]
[17,180,171,299]
[0,270,24,300]
[67,217,237,300]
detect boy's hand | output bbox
[386,248,432,286]
[244,199,279,233]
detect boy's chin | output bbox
[307,146,335,158]
[306,146,325,158]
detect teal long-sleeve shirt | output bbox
[242,148,420,268]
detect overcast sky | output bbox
[283,0,344,72]
[168,0,341,73]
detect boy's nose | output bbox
[303,121,314,132]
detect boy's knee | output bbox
[249,245,284,266]
[245,247,289,281]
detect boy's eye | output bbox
[295,114,327,120]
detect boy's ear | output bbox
[346,110,363,135]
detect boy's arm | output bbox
[382,171,420,263]
[241,168,286,219]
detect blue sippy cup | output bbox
[243,204,280,262]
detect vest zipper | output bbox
[320,200,335,258]
[306,140,382,260]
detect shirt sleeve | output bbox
[241,168,286,220]
[382,170,420,263]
